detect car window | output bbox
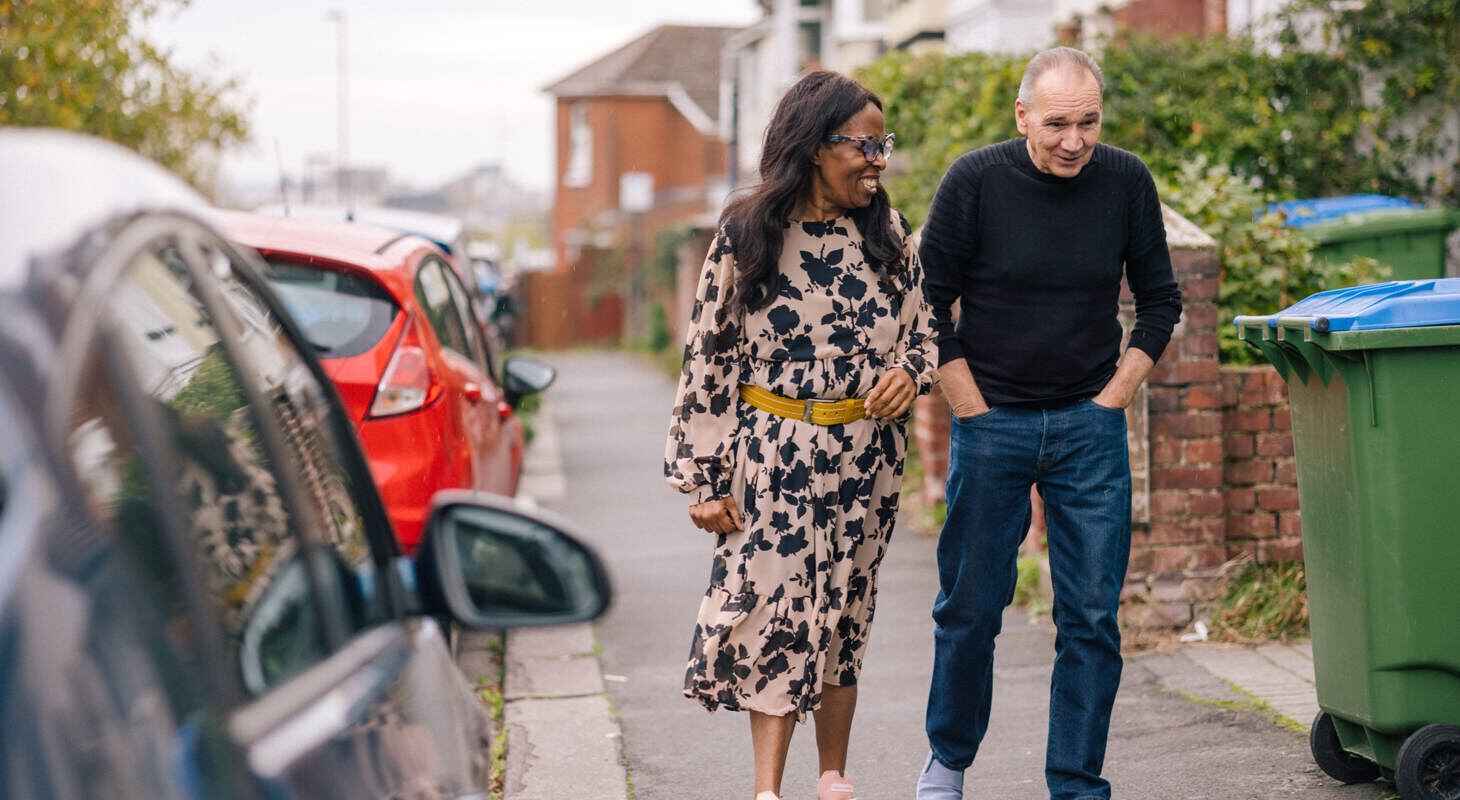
[68,241,331,696]
[439,259,495,377]
[415,257,473,359]
[198,238,389,586]
[261,259,398,358]
[4,377,215,800]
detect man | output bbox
[915,47,1183,800]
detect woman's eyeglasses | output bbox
[825,132,896,162]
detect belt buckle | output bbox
[802,400,817,423]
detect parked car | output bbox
[0,129,610,800]
[207,211,551,553]
[252,205,518,403]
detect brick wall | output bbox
[913,389,952,506]
[1122,238,1227,628]
[1112,0,1226,38]
[1222,366,1302,562]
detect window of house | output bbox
[563,103,592,189]
[798,21,823,69]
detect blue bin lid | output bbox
[1265,194,1422,229]
[1266,279,1460,333]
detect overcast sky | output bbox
[148,0,761,195]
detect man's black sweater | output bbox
[919,138,1183,406]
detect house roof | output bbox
[544,24,742,131]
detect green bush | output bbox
[859,50,1023,228]
[1213,560,1310,642]
[1099,34,1413,202]
[1158,158,1389,363]
[646,302,671,353]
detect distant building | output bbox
[947,0,1228,56]
[884,0,949,54]
[946,0,1055,54]
[384,163,546,234]
[722,1,893,188]
[544,23,741,273]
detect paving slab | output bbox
[505,694,627,800]
[505,653,605,700]
[508,623,596,659]
[1183,643,1321,726]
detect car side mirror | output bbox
[502,356,556,407]
[417,491,610,629]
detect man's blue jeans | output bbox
[926,400,1131,800]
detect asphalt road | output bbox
[543,350,1388,800]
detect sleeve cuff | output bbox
[935,339,966,368]
[1128,331,1170,364]
[691,482,729,504]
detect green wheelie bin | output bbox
[1235,279,1460,800]
[1269,195,1459,281]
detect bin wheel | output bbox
[1396,724,1460,800]
[1311,712,1381,784]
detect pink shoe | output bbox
[818,770,856,800]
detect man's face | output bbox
[1015,67,1103,178]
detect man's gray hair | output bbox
[1017,47,1105,104]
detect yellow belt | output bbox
[739,384,866,425]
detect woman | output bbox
[665,70,936,800]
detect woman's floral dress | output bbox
[665,210,936,717]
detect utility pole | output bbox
[327,9,351,214]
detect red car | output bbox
[210,210,555,553]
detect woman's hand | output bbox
[689,496,744,534]
[865,369,916,419]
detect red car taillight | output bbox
[368,315,440,418]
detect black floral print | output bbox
[665,209,935,717]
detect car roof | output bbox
[253,204,465,254]
[206,209,438,272]
[0,129,206,290]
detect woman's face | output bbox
[812,102,887,214]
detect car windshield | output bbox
[262,259,398,358]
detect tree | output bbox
[0,0,250,190]
[1280,0,1460,203]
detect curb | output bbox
[502,624,628,800]
[493,397,630,800]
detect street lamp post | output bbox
[327,9,350,213]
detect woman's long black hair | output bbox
[721,70,902,315]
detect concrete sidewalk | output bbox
[1178,640,1322,729]
[483,351,1383,800]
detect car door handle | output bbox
[463,383,484,403]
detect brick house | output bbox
[531,24,740,348]
[945,0,1230,55]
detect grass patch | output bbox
[930,499,947,528]
[1175,682,1307,736]
[489,726,507,799]
[1014,556,1043,609]
[897,438,946,537]
[471,635,508,800]
[1212,559,1309,642]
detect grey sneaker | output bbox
[915,752,963,799]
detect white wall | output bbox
[725,0,891,185]
[1227,0,1292,32]
[947,0,1056,55]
